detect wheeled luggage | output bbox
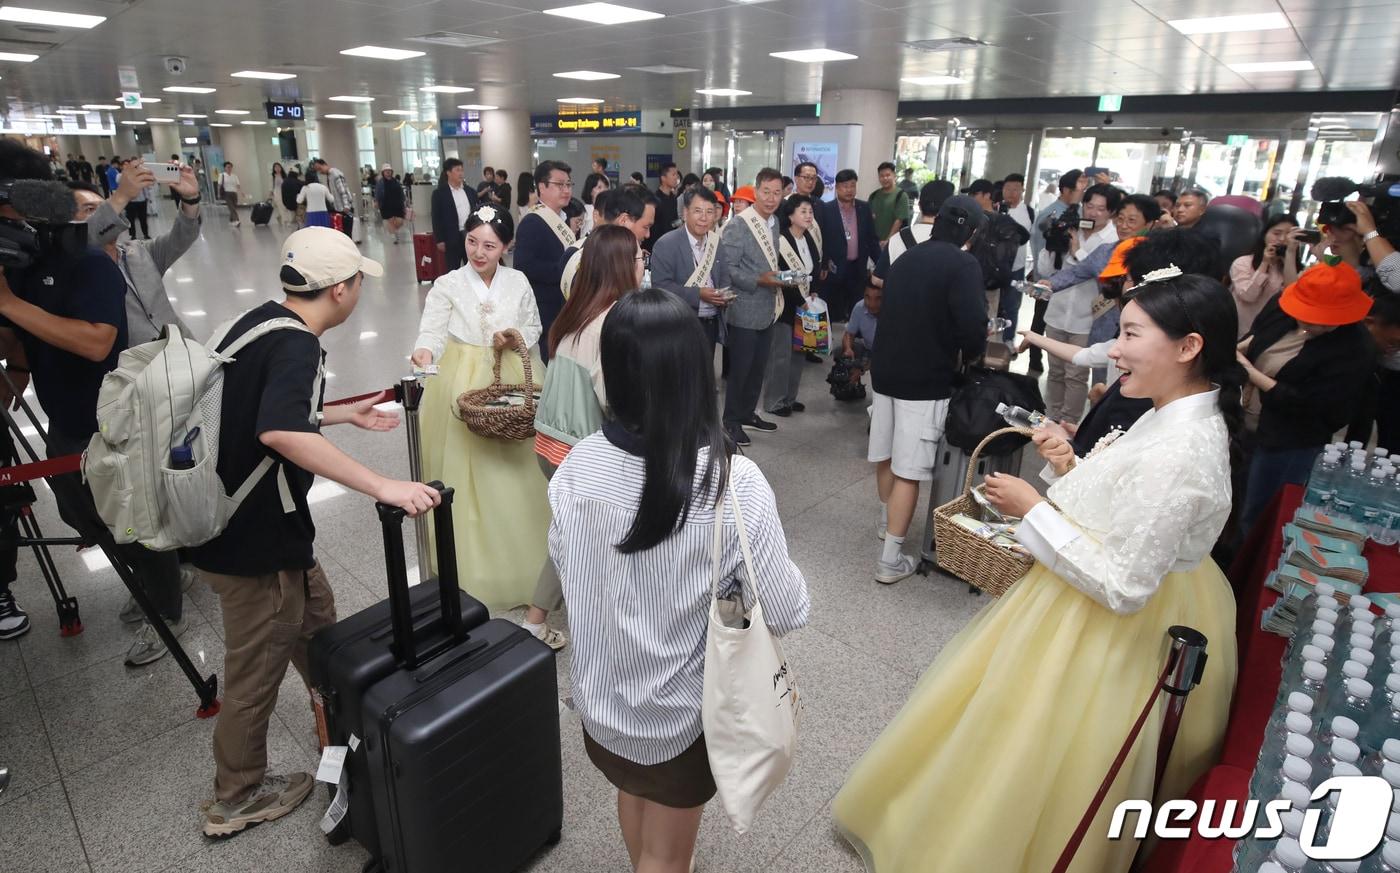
[251,199,274,226]
[358,497,563,873]
[920,437,1022,567]
[306,483,488,855]
[413,232,445,283]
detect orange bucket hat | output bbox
[1279,261,1372,325]
[731,185,756,204]
[1099,235,1147,280]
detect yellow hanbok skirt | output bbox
[833,559,1238,873]
[419,339,549,611]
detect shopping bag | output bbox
[791,295,830,356]
[330,212,345,233]
[351,214,365,243]
[702,486,799,835]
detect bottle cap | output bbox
[1313,619,1338,636]
[1287,691,1315,713]
[1373,469,1388,480]
[1333,716,1360,739]
[1377,448,1392,457]
[1278,779,1311,809]
[1391,643,1400,662]
[1385,840,1400,866]
[1353,459,1367,471]
[1346,677,1374,698]
[1317,607,1340,624]
[1273,837,1307,866]
[1283,754,1313,782]
[1285,732,1315,759]
[1312,634,1336,653]
[1386,811,1400,841]
[1333,762,1362,779]
[1342,660,1368,679]
[1353,610,1377,628]
[1351,440,1364,449]
[1384,761,1400,788]
[1383,739,1400,764]
[1388,673,1400,694]
[1259,864,1285,873]
[1301,644,1326,663]
[1387,603,1400,620]
[1332,736,1361,762]
[1283,711,1312,735]
[1354,595,1374,610]
[1351,648,1375,668]
[1303,660,1328,682]
[1351,633,1374,651]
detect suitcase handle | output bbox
[376,482,466,670]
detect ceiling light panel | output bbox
[628,64,699,74]
[1228,59,1315,72]
[339,45,426,60]
[420,85,473,93]
[177,113,207,118]
[553,70,620,80]
[382,109,415,115]
[164,86,216,94]
[330,95,374,103]
[321,113,356,119]
[0,52,39,62]
[0,6,104,28]
[214,109,249,114]
[457,104,498,110]
[145,117,173,122]
[81,103,119,109]
[231,70,297,80]
[240,120,266,125]
[208,122,232,127]
[543,3,664,25]
[557,97,605,104]
[769,49,858,62]
[1168,13,1290,35]
[696,88,751,96]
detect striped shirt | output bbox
[549,429,810,765]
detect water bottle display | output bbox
[1333,458,1371,520]
[1233,809,1306,873]
[987,317,1013,336]
[1370,842,1400,873]
[994,402,1046,430]
[1305,450,1344,509]
[1328,677,1374,728]
[1267,837,1312,872]
[1252,734,1315,798]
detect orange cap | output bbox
[731,185,756,204]
[1279,261,1372,326]
[1099,235,1147,280]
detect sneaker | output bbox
[742,415,778,433]
[525,623,569,651]
[791,401,806,413]
[769,405,792,418]
[180,563,201,592]
[202,772,315,838]
[124,616,188,667]
[875,553,919,585]
[0,591,29,640]
[119,595,144,624]
[727,425,751,448]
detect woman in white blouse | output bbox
[411,205,548,609]
[834,271,1245,873]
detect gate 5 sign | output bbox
[675,127,688,150]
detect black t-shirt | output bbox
[1071,380,1153,456]
[2,248,127,443]
[190,301,325,577]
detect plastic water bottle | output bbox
[1292,660,1331,704]
[1261,709,1318,770]
[1308,735,1362,784]
[987,317,1013,336]
[1283,633,1336,678]
[1256,732,1318,797]
[1328,678,1375,728]
[1327,660,1372,703]
[1363,468,1392,538]
[1364,736,1400,776]
[995,402,1046,430]
[1378,475,1400,547]
[1314,761,1365,843]
[1334,457,1372,520]
[1366,646,1396,688]
[774,268,807,284]
[1298,590,1342,630]
[1268,692,1320,742]
[1384,761,1400,791]
[1366,841,1400,873]
[1234,809,1307,873]
[1267,837,1313,872]
[1305,450,1345,509]
[1317,715,1361,751]
[1259,754,1315,804]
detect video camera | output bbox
[0,178,88,269]
[1043,206,1081,256]
[1310,175,1400,240]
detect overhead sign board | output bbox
[1098,94,1123,113]
[530,109,641,135]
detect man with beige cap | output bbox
[193,227,441,838]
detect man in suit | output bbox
[652,186,732,366]
[430,158,478,273]
[646,162,681,252]
[559,186,655,298]
[719,167,786,447]
[514,160,575,360]
[818,168,880,323]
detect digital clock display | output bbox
[265,101,304,120]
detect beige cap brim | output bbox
[360,256,384,278]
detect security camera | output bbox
[1103,114,1114,126]
[1160,127,1171,137]
[165,56,187,75]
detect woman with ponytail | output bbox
[835,269,1241,873]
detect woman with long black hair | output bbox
[835,272,1245,873]
[1229,213,1304,337]
[549,289,810,873]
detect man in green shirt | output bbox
[868,161,909,244]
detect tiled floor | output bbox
[1,205,1034,873]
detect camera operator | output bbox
[0,140,186,665]
[1027,170,1087,374]
[1345,200,1400,293]
[73,158,203,345]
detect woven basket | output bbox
[932,425,1036,597]
[455,329,538,441]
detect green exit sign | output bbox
[1097,94,1122,113]
[1226,134,1248,147]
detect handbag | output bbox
[702,484,800,835]
[791,294,830,356]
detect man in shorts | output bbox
[868,195,990,583]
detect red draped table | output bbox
[1145,484,1400,873]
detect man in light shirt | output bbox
[430,158,479,273]
[651,186,734,365]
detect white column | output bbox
[983,131,1037,181]
[818,87,898,191]
[149,124,183,161]
[312,119,359,184]
[480,108,534,185]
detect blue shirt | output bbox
[105,165,119,191]
[846,300,878,351]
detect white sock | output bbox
[881,533,905,565]
[880,503,888,529]
[521,620,544,635]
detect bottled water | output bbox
[1268,692,1319,742]
[1305,450,1346,509]
[1378,474,1400,547]
[1298,590,1342,629]
[1261,709,1318,770]
[1259,754,1314,803]
[994,402,1046,430]
[1366,646,1396,687]
[1308,735,1362,784]
[1328,678,1375,727]
[1283,632,1335,677]
[774,268,808,284]
[1255,732,1317,797]
[1328,660,1372,702]
[1234,809,1306,873]
[1334,458,1372,520]
[1384,762,1400,791]
[1267,837,1313,872]
[1363,736,1400,776]
[1318,715,1361,751]
[1292,660,1330,703]
[1366,841,1400,873]
[1313,762,1365,844]
[987,317,1013,336]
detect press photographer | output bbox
[0,140,186,662]
[1309,175,1400,291]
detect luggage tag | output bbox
[319,769,350,835]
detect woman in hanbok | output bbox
[834,269,1245,873]
[411,205,549,609]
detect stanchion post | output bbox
[1155,626,1209,791]
[398,376,431,584]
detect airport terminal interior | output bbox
[0,0,1398,872]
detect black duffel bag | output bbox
[944,367,1045,456]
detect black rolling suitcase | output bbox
[359,497,563,873]
[307,483,489,856]
[251,199,274,225]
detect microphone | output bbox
[1310,176,1360,202]
[3,179,79,224]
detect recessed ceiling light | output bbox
[330,95,374,103]
[457,104,499,111]
[770,49,857,63]
[120,120,146,125]
[0,52,39,62]
[163,86,217,94]
[322,113,356,119]
[37,113,64,119]
[1168,12,1289,35]
[183,137,197,144]
[382,109,416,115]
[696,88,752,97]
[0,6,105,28]
[339,45,426,61]
[543,3,664,25]
[1228,59,1314,73]
[240,120,267,125]
[145,117,174,123]
[231,70,297,80]
[557,97,605,104]
[81,103,120,110]
[214,109,250,115]
[553,70,621,80]
[177,113,207,118]
[901,75,966,85]
[208,122,233,127]
[55,108,83,114]
[420,85,473,93]
[627,64,699,75]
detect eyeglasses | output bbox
[797,172,817,180]
[635,251,650,265]
[545,179,574,190]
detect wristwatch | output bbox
[180,195,201,205]
[1364,230,1380,242]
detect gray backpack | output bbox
[83,312,323,551]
